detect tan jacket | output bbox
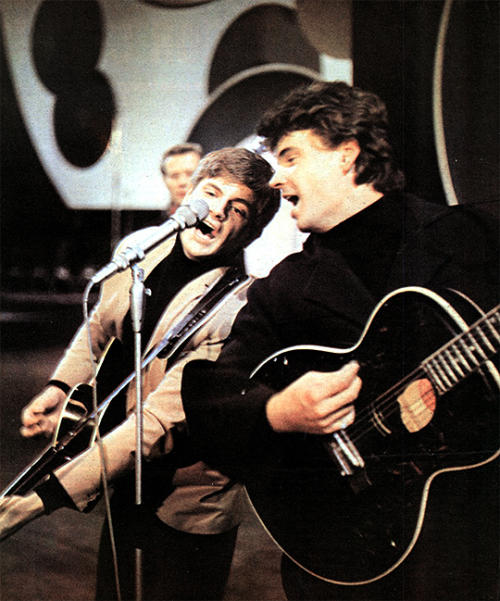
[52,229,250,534]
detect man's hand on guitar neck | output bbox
[0,494,45,542]
[266,362,361,434]
[20,386,67,439]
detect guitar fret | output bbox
[443,348,466,378]
[426,360,448,393]
[433,358,454,389]
[439,355,460,385]
[457,337,481,367]
[438,309,500,373]
[477,324,497,353]
[422,362,438,391]
[451,340,473,372]
[491,311,500,324]
[464,331,489,362]
[484,317,500,343]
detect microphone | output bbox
[90,199,209,285]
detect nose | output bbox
[207,196,229,221]
[270,165,287,189]
[178,174,190,189]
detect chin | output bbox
[197,244,221,259]
[296,219,311,233]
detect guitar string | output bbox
[347,343,488,444]
[342,312,500,445]
[344,366,426,443]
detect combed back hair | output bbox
[160,143,204,174]
[257,81,405,194]
[192,147,281,245]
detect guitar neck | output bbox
[423,304,500,395]
[0,444,59,498]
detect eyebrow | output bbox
[203,181,223,194]
[203,182,253,208]
[232,197,252,208]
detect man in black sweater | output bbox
[182,81,499,600]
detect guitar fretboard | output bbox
[423,305,500,394]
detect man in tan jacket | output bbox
[0,147,280,600]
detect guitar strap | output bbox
[153,265,249,365]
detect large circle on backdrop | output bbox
[188,66,320,152]
[32,0,104,93]
[208,3,319,94]
[54,72,116,168]
[439,0,498,210]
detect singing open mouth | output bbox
[284,194,299,206]
[197,221,216,238]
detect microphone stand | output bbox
[89,200,208,599]
[130,264,148,601]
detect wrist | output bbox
[35,473,78,514]
[265,393,288,433]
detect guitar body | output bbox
[1,339,126,498]
[54,337,127,448]
[247,287,500,585]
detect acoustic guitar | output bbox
[246,287,500,585]
[0,339,126,499]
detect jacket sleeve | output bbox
[182,276,289,480]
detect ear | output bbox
[339,140,360,174]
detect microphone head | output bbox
[174,199,209,227]
[188,198,209,221]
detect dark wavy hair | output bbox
[257,81,405,194]
[192,147,281,245]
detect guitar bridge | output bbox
[324,430,371,493]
